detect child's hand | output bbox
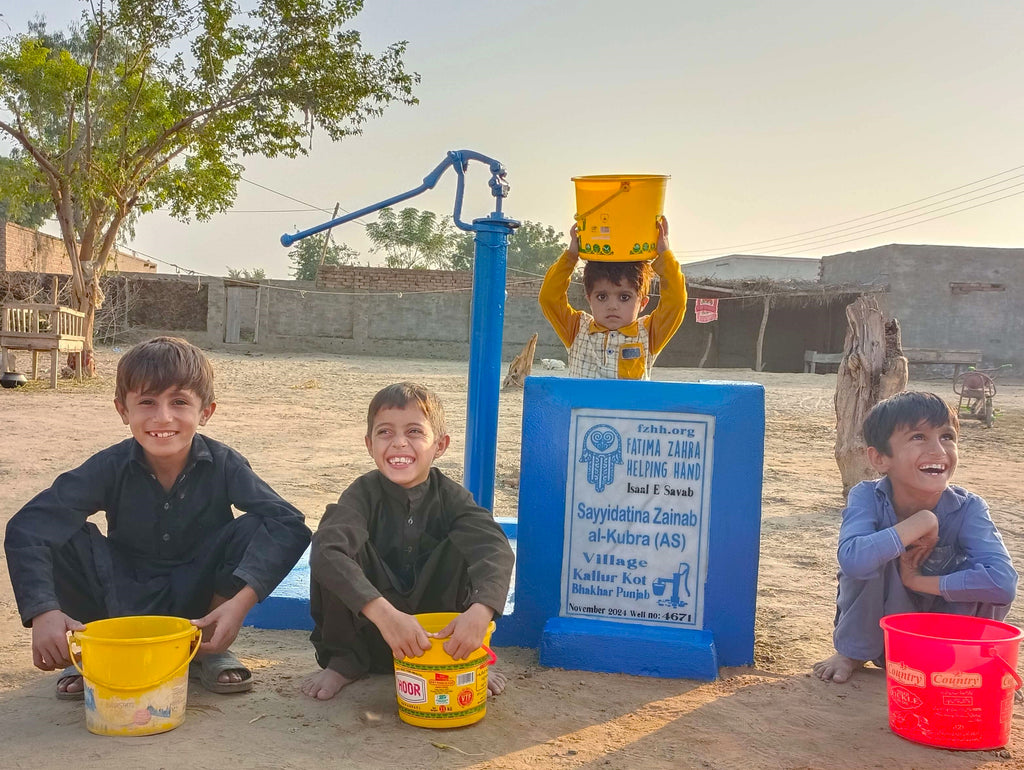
[898,549,941,596]
[31,609,85,671]
[192,586,258,653]
[364,598,432,660]
[432,603,494,660]
[898,550,924,586]
[903,530,939,569]
[567,223,580,262]
[656,217,670,254]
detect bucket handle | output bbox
[574,182,631,230]
[482,645,497,666]
[67,625,203,692]
[985,646,1023,691]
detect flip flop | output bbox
[189,650,253,694]
[56,665,85,701]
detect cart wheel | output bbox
[983,398,994,428]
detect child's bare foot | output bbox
[300,668,354,700]
[813,652,865,683]
[487,669,507,695]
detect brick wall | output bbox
[317,264,544,298]
[0,220,157,274]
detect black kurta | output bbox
[5,435,311,625]
[309,467,514,678]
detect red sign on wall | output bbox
[694,298,719,324]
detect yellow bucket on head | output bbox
[68,615,202,737]
[394,612,496,728]
[573,174,669,261]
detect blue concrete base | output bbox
[245,546,315,631]
[539,616,719,680]
[244,518,518,632]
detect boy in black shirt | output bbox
[302,382,514,700]
[5,337,311,698]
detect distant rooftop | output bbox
[679,254,820,282]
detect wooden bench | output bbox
[1,303,86,388]
[903,348,982,379]
[804,348,982,377]
[803,350,844,373]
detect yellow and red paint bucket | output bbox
[394,612,496,728]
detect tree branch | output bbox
[0,121,62,180]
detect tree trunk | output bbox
[834,296,908,496]
[71,259,104,376]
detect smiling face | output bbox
[868,419,958,514]
[365,403,450,489]
[585,277,650,330]
[115,387,215,474]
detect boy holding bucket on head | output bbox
[539,215,687,380]
[814,391,1017,684]
[4,337,311,699]
[301,382,514,701]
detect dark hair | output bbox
[583,260,655,300]
[366,382,447,438]
[862,391,959,456]
[115,336,215,407]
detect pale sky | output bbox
[5,0,1024,277]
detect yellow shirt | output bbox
[538,249,687,380]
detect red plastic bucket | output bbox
[880,612,1023,750]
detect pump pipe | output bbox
[280,150,519,510]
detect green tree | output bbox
[0,155,53,228]
[0,1,416,373]
[364,207,459,269]
[288,233,360,280]
[452,220,566,274]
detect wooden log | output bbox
[833,296,908,496]
[502,333,538,389]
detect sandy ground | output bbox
[2,348,1024,769]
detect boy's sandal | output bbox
[56,665,85,701]
[189,650,253,694]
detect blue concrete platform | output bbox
[244,517,518,631]
[540,617,718,679]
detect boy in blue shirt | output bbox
[814,391,1016,683]
[5,337,311,698]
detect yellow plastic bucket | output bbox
[573,174,669,261]
[393,612,496,728]
[68,615,202,736]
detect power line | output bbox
[240,176,371,228]
[766,185,1024,256]
[678,164,1024,257]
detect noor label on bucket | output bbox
[561,408,714,629]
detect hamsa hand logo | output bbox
[579,424,623,493]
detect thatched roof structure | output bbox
[684,277,878,307]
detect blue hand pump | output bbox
[281,150,519,510]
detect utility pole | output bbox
[318,203,341,266]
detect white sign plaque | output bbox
[560,408,714,628]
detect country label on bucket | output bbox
[886,660,926,688]
[931,671,981,689]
